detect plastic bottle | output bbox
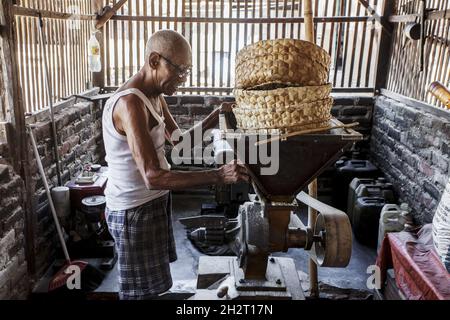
[88,33,101,72]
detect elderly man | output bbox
[102,30,248,300]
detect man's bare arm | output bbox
[115,95,248,190]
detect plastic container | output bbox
[332,159,379,211]
[88,33,101,72]
[347,178,379,223]
[377,204,405,252]
[51,186,71,218]
[353,197,386,247]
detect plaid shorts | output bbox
[105,193,177,300]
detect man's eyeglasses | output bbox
[157,53,191,78]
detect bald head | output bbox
[145,30,192,66]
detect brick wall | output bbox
[25,96,105,277]
[0,164,28,299]
[371,95,450,224]
[0,89,105,299]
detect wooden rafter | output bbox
[389,9,450,23]
[358,0,393,34]
[95,0,128,30]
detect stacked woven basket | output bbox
[233,39,333,133]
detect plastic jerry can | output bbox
[377,204,404,252]
[333,160,379,211]
[347,177,378,223]
[353,197,386,247]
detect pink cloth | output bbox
[376,224,450,300]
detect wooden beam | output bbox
[103,86,376,94]
[389,9,450,23]
[427,9,450,21]
[388,14,419,23]
[0,0,36,276]
[358,0,393,34]
[374,0,396,92]
[109,15,372,24]
[12,5,94,21]
[95,0,128,30]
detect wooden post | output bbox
[307,179,319,298]
[304,0,314,42]
[374,0,395,92]
[0,0,36,275]
[304,0,319,299]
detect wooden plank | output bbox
[121,3,125,84]
[0,0,36,276]
[16,16,27,112]
[339,1,352,87]
[332,1,344,86]
[364,0,376,87]
[251,0,256,43]
[128,0,132,77]
[244,0,248,45]
[59,2,67,98]
[275,0,279,38]
[282,0,287,38]
[389,9,450,23]
[113,0,118,86]
[259,0,263,40]
[13,4,94,20]
[356,4,367,87]
[151,0,155,37]
[266,0,271,38]
[212,0,216,89]
[358,0,393,34]
[347,1,362,87]
[196,0,200,89]
[136,0,140,71]
[219,0,224,87]
[236,0,240,80]
[289,0,295,39]
[204,0,208,89]
[108,14,374,23]
[188,0,192,90]
[94,0,128,29]
[105,1,111,86]
[227,0,232,88]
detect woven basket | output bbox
[235,39,331,89]
[233,86,333,132]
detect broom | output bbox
[28,126,105,292]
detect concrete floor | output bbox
[169,193,377,295]
[91,192,377,298]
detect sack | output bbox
[432,179,450,272]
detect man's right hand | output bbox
[218,160,249,184]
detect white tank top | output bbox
[102,88,170,211]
